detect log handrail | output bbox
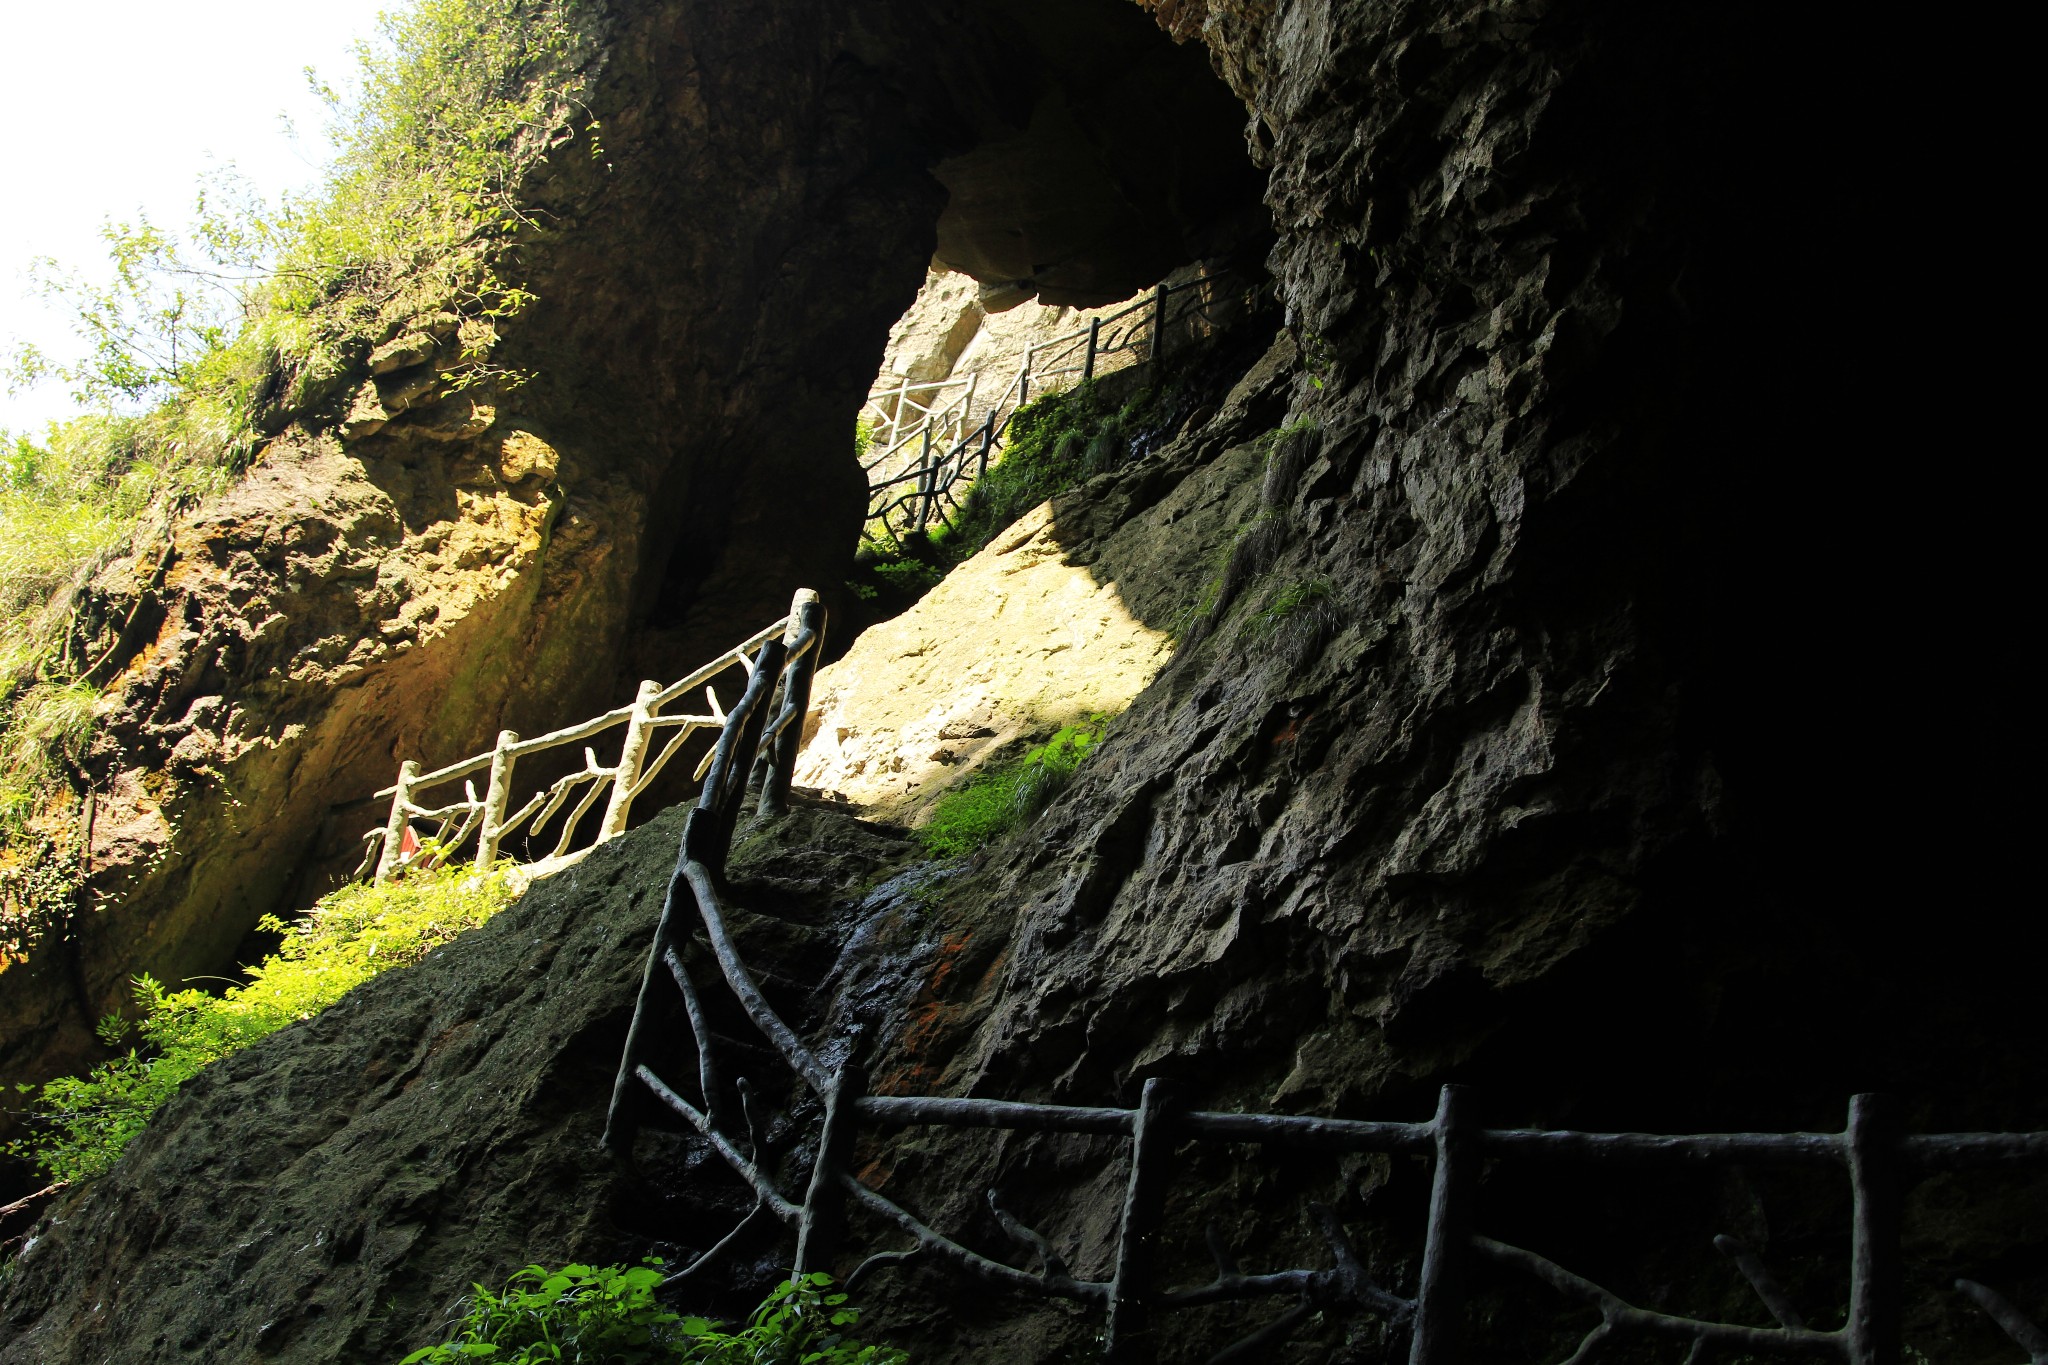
[604,673,2048,1364]
[861,265,1269,546]
[356,595,817,885]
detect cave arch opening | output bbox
[571,0,1272,698]
[445,0,1273,835]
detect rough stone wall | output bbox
[0,0,1259,1150]
[0,803,926,1365]
[831,1,2042,1358]
[2,0,2033,1359]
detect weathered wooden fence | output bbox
[605,656,2048,1364]
[862,267,1267,545]
[355,590,826,885]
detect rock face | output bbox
[0,0,1264,1143]
[3,0,2038,1359]
[801,333,1291,820]
[0,802,925,1365]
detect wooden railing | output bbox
[354,589,826,885]
[604,686,2048,1364]
[862,267,1268,544]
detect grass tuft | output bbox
[402,1266,908,1365]
[918,717,1108,860]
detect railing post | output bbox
[374,758,420,884]
[598,679,661,844]
[1847,1094,1903,1365]
[1106,1078,1180,1363]
[699,640,783,869]
[795,1051,866,1276]
[1084,316,1101,381]
[977,411,995,483]
[1148,283,1168,364]
[1410,1084,1476,1365]
[916,427,933,532]
[757,589,826,819]
[1018,349,1031,407]
[473,729,518,873]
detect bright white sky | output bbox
[0,0,391,436]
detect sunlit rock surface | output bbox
[0,0,1262,1135]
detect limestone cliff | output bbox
[0,0,1263,1144]
[1,0,2036,1360]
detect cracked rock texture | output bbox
[1,0,2035,1361]
[0,0,1262,1142]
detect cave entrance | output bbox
[610,0,1268,692]
[569,0,1267,822]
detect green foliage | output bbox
[918,717,1108,860]
[401,1268,909,1364]
[0,680,98,821]
[868,559,943,597]
[843,533,949,617]
[943,381,1162,560]
[10,218,238,409]
[0,419,216,689]
[0,837,82,965]
[1,0,600,904]
[6,861,525,1183]
[1298,330,1334,389]
[1243,578,1332,637]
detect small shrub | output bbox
[401,1267,908,1364]
[6,861,525,1183]
[869,559,942,597]
[918,717,1107,859]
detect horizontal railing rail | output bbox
[354,593,823,886]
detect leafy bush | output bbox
[402,1267,908,1364]
[1,419,194,839]
[868,559,943,597]
[918,717,1107,860]
[6,861,525,1183]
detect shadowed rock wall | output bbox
[2,0,2033,1359]
[0,0,1262,1154]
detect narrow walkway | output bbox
[861,266,1261,543]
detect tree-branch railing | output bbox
[354,590,825,885]
[861,267,1269,546]
[605,654,2048,1363]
